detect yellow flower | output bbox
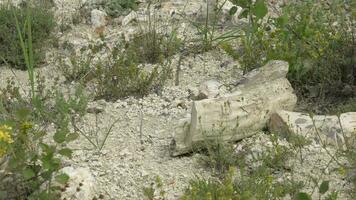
[0,125,13,157]
[0,125,13,144]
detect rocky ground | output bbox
[0,0,354,200]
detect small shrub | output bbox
[126,30,181,64]
[200,134,240,175]
[126,6,182,64]
[93,47,172,100]
[0,2,55,69]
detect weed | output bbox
[126,3,181,64]
[187,0,242,53]
[72,113,121,152]
[143,176,166,200]
[200,132,240,175]
[0,1,55,70]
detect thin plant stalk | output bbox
[13,4,36,100]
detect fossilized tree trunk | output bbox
[170,60,297,156]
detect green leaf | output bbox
[15,108,30,121]
[58,148,73,158]
[66,132,80,142]
[319,180,329,194]
[275,14,288,27]
[23,168,35,179]
[40,143,56,154]
[296,192,312,200]
[33,130,46,140]
[55,173,69,185]
[229,6,238,16]
[252,0,268,19]
[53,130,66,144]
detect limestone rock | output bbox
[198,80,221,99]
[268,111,356,148]
[91,9,107,28]
[170,60,297,156]
[122,11,138,26]
[59,167,98,200]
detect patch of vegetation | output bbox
[0,2,55,70]
[0,6,88,198]
[182,133,340,200]
[226,0,355,110]
[104,0,138,17]
[199,131,240,175]
[125,5,182,64]
[143,176,166,200]
[93,46,171,100]
[126,29,181,64]
[187,0,242,53]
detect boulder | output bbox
[170,60,297,156]
[268,111,356,149]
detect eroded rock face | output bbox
[170,60,297,156]
[269,111,356,149]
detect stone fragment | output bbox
[170,60,297,156]
[91,9,107,29]
[122,11,138,26]
[198,80,221,99]
[59,167,98,200]
[268,111,356,148]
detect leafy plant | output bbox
[0,3,87,198]
[0,1,55,70]
[228,0,355,104]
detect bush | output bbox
[0,2,55,70]
[227,0,355,104]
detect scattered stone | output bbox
[170,60,297,156]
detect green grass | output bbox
[0,2,55,70]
